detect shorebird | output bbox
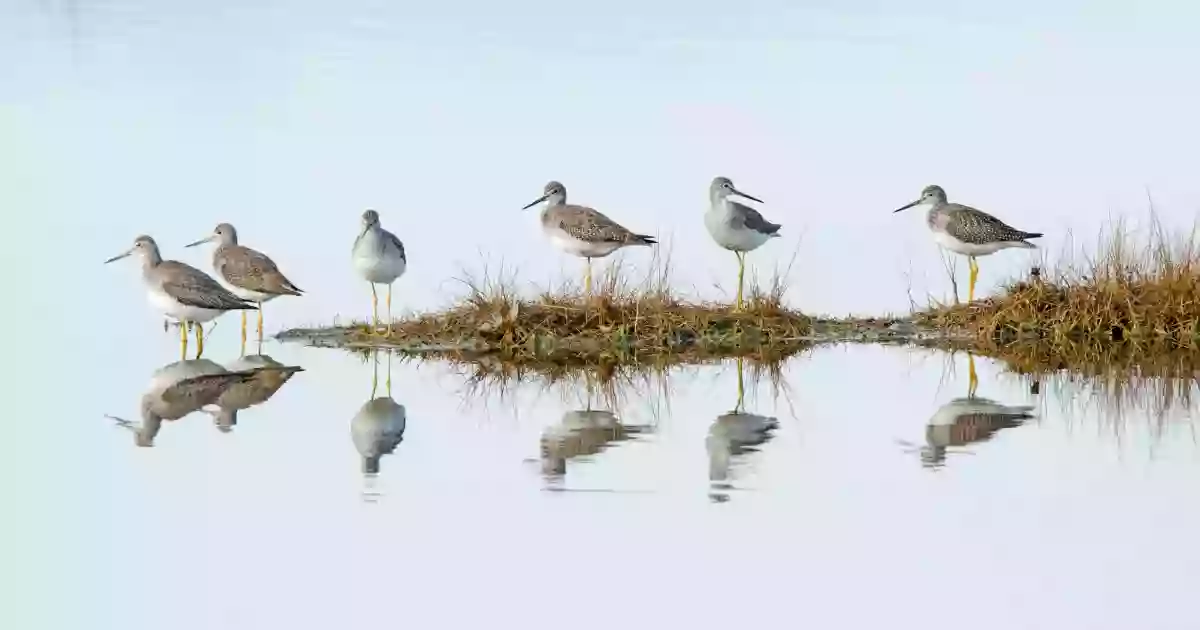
[521,180,657,294]
[705,176,781,310]
[350,351,406,475]
[105,235,257,358]
[893,185,1042,303]
[351,210,406,334]
[185,223,303,347]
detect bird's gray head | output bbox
[362,209,380,227]
[104,234,162,265]
[521,180,567,211]
[709,176,765,204]
[184,222,238,249]
[893,184,948,213]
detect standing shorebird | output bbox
[105,235,257,358]
[351,210,406,334]
[521,180,657,294]
[185,223,303,348]
[894,185,1042,303]
[705,177,781,310]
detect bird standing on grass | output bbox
[893,185,1042,303]
[521,180,657,295]
[704,176,781,310]
[351,209,407,335]
[185,223,303,349]
[105,235,257,358]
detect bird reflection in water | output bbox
[107,357,303,447]
[538,372,649,489]
[210,354,305,432]
[917,353,1034,469]
[706,356,779,503]
[351,350,406,500]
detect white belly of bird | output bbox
[223,281,278,304]
[704,210,770,252]
[147,284,225,323]
[353,244,406,284]
[931,230,1016,257]
[545,225,622,258]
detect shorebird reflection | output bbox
[918,354,1034,469]
[706,357,779,502]
[539,409,648,483]
[351,350,407,485]
[212,354,305,432]
[108,358,303,447]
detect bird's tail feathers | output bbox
[635,234,658,245]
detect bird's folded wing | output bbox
[160,261,252,309]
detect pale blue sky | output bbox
[4,0,1200,325]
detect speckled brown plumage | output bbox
[214,243,304,296]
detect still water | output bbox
[8,335,1200,629]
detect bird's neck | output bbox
[140,249,163,270]
[709,194,731,212]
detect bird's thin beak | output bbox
[893,199,921,213]
[732,188,764,204]
[184,235,215,248]
[521,194,549,211]
[103,249,132,264]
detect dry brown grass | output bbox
[915,213,1200,363]
[335,250,814,364]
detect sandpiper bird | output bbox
[105,235,257,358]
[351,210,406,334]
[185,223,303,346]
[894,185,1042,303]
[705,176,781,310]
[521,180,657,294]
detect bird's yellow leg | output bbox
[386,285,393,336]
[968,256,979,303]
[967,353,979,398]
[584,258,592,295]
[370,350,379,399]
[735,252,746,311]
[735,356,745,412]
[386,350,393,397]
[179,320,188,360]
[195,323,205,359]
[257,303,264,340]
[240,311,247,355]
[370,283,379,332]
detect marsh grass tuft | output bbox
[915,213,1200,365]
[324,249,815,364]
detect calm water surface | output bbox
[8,334,1200,629]
[6,3,1200,629]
